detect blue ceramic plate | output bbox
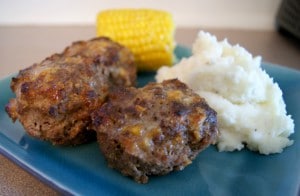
[0,46,299,196]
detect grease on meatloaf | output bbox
[5,37,136,145]
[92,79,218,183]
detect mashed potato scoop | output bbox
[156,31,295,155]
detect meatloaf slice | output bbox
[6,37,136,145]
[92,79,218,183]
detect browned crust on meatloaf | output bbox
[62,37,136,86]
[92,79,218,183]
[5,37,136,145]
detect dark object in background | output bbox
[276,0,300,40]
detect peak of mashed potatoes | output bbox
[156,31,294,155]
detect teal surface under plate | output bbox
[0,46,299,196]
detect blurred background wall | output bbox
[0,0,282,30]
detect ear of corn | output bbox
[96,9,175,71]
